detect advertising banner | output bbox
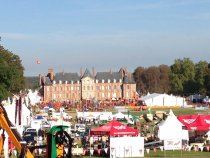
[110,136,144,158]
[164,139,182,150]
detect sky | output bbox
[1,0,210,76]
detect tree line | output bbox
[0,45,25,101]
[133,58,210,97]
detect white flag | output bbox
[104,148,108,154]
[90,149,94,155]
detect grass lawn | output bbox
[145,149,210,158]
[126,107,210,117]
[83,149,210,158]
[68,106,210,118]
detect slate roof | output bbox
[95,71,121,83]
[81,69,94,78]
[123,75,129,84]
[54,72,80,82]
[44,68,135,84]
[123,75,136,84]
[125,73,136,84]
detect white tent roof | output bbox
[139,93,186,107]
[27,89,42,105]
[113,112,126,119]
[139,93,161,101]
[98,113,112,120]
[4,103,31,135]
[159,109,184,127]
[158,109,188,140]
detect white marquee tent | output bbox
[113,112,126,119]
[26,89,42,106]
[158,109,189,141]
[4,98,32,135]
[139,93,186,107]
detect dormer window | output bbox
[77,80,79,84]
[108,79,110,83]
[65,81,68,84]
[59,80,62,84]
[71,80,74,84]
[113,79,116,83]
[102,79,104,83]
[53,80,56,84]
[96,79,98,83]
[119,79,122,83]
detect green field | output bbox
[83,149,210,158]
[129,107,210,116]
[69,107,210,119]
[144,149,210,158]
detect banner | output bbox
[110,136,144,158]
[164,139,182,150]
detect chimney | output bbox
[110,68,112,74]
[48,68,54,81]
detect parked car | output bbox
[25,128,37,132]
[23,130,37,145]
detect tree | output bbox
[204,63,210,96]
[134,58,210,96]
[158,65,170,93]
[169,74,183,94]
[133,67,145,94]
[0,45,25,101]
[25,76,39,90]
[142,66,160,93]
[193,61,208,95]
[170,58,195,95]
[133,65,170,94]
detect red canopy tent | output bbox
[177,115,210,130]
[90,120,139,136]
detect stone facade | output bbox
[39,68,136,102]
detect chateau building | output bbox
[39,68,136,102]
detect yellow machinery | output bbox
[0,104,34,157]
[0,104,73,158]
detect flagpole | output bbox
[90,140,91,157]
[89,129,91,157]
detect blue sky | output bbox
[1,0,210,76]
